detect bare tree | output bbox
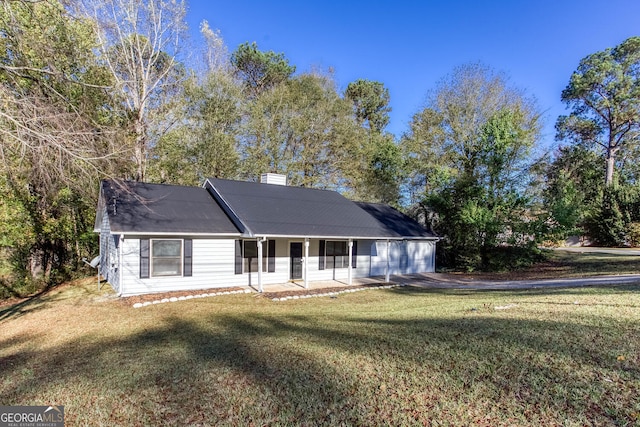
[200,19,229,74]
[0,0,125,196]
[0,0,128,281]
[80,0,188,181]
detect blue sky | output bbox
[186,0,640,149]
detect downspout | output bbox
[348,239,353,285]
[304,238,309,289]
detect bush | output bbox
[627,222,640,247]
[482,245,546,272]
[585,187,630,247]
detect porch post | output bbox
[257,237,263,293]
[348,239,353,285]
[385,239,390,283]
[304,238,310,289]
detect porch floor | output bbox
[252,276,388,293]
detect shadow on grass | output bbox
[1,303,638,425]
[0,279,110,323]
[0,287,54,323]
[390,283,640,297]
[550,253,640,275]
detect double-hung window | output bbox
[140,238,192,279]
[151,239,183,277]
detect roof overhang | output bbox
[111,231,244,237]
[243,233,439,241]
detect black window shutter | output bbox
[140,239,150,278]
[318,240,325,270]
[183,239,192,277]
[234,240,242,274]
[268,239,276,273]
[352,240,358,268]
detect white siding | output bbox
[119,237,291,296]
[302,239,372,282]
[405,241,436,273]
[113,235,436,296]
[370,240,436,276]
[244,238,290,288]
[353,240,373,278]
[370,241,390,276]
[98,208,120,293]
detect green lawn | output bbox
[1,278,640,426]
[546,249,640,276]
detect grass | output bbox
[1,275,640,426]
[545,249,640,276]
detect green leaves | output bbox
[345,79,391,132]
[403,64,542,270]
[231,42,296,97]
[550,37,640,246]
[558,36,640,187]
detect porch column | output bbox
[257,237,263,293]
[385,239,390,283]
[304,238,310,289]
[348,239,353,285]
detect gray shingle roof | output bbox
[205,178,436,239]
[99,180,240,235]
[355,202,435,238]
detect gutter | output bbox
[108,231,244,237]
[231,233,439,241]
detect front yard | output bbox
[1,275,639,426]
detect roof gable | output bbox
[98,180,240,235]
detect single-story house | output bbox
[95,174,438,296]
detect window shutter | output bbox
[183,239,192,277]
[140,239,150,278]
[234,240,242,274]
[352,240,358,269]
[268,239,276,273]
[318,239,325,270]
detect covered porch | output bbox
[253,275,388,294]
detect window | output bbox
[318,240,357,271]
[151,239,182,277]
[243,240,265,273]
[242,240,276,273]
[326,241,348,269]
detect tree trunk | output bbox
[604,143,620,187]
[134,117,146,182]
[605,151,616,187]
